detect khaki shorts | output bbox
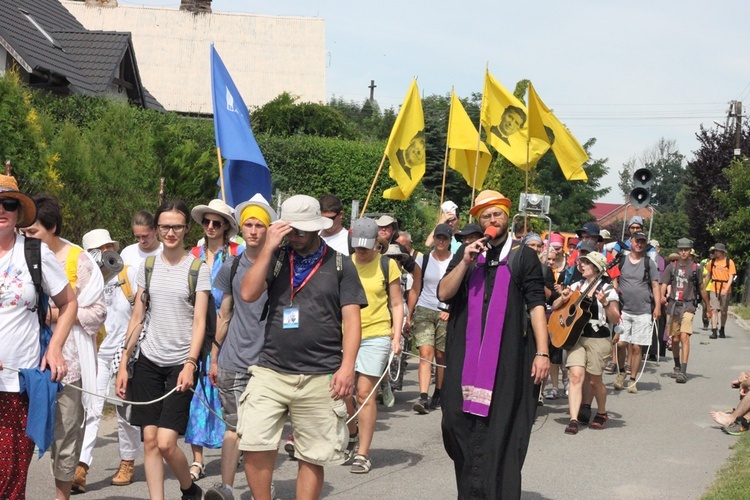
[236,366,348,466]
[566,337,611,376]
[709,292,730,312]
[412,306,447,351]
[52,380,85,482]
[669,312,694,338]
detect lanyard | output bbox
[289,246,327,305]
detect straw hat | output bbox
[469,190,511,217]
[0,174,37,227]
[191,199,238,239]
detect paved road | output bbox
[27,314,750,499]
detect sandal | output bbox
[564,419,579,435]
[189,462,205,481]
[589,412,609,430]
[604,361,616,374]
[350,454,372,474]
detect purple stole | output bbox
[461,253,512,417]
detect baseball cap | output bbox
[630,231,648,241]
[579,240,598,253]
[351,218,379,249]
[456,223,483,242]
[434,223,453,239]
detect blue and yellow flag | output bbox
[447,91,492,189]
[528,82,589,181]
[383,79,425,200]
[480,70,549,170]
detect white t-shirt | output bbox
[99,264,137,359]
[120,242,163,270]
[0,235,69,392]
[137,254,211,367]
[415,251,452,311]
[321,228,349,256]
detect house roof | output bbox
[0,0,161,109]
[590,202,624,221]
[63,1,326,114]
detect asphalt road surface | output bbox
[26,314,749,499]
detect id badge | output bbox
[283,307,300,329]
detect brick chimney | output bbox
[82,0,118,6]
[180,0,211,13]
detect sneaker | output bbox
[382,380,395,408]
[181,483,203,500]
[563,379,570,397]
[250,483,276,500]
[670,367,681,378]
[72,463,88,493]
[413,398,429,414]
[627,380,638,393]
[614,373,627,390]
[428,393,441,410]
[544,387,559,400]
[111,459,135,486]
[284,435,296,460]
[205,483,234,500]
[723,420,748,435]
[676,372,688,384]
[376,391,384,405]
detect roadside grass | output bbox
[701,430,750,499]
[731,304,750,321]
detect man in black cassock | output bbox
[437,190,550,499]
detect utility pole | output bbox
[368,80,376,101]
[734,100,742,157]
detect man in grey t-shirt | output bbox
[614,231,661,394]
[205,194,276,500]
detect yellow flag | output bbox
[480,70,549,170]
[383,79,425,200]
[447,91,492,189]
[527,83,589,181]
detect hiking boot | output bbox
[676,372,688,384]
[181,483,203,500]
[719,327,726,338]
[428,393,441,410]
[614,372,627,390]
[413,398,429,414]
[627,380,638,393]
[205,483,234,500]
[710,329,718,339]
[722,420,748,436]
[578,404,591,425]
[72,463,88,493]
[703,320,709,329]
[111,459,134,486]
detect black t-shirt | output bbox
[258,243,367,374]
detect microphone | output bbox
[470,226,499,258]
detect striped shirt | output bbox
[137,254,211,367]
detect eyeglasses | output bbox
[480,211,506,221]
[201,218,225,229]
[290,228,307,237]
[630,226,643,231]
[0,199,19,212]
[157,224,188,235]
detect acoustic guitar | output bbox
[548,255,620,350]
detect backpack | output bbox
[618,253,654,309]
[418,251,431,297]
[667,261,701,306]
[24,237,54,361]
[117,265,135,306]
[143,256,217,371]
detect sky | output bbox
[120,0,750,203]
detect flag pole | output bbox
[524,140,530,234]
[217,147,226,203]
[469,67,488,223]
[360,152,387,217]
[440,87,456,218]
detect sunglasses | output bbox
[323,212,341,220]
[201,218,225,229]
[291,228,307,237]
[0,199,20,212]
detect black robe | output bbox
[438,240,546,500]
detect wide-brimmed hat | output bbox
[384,243,408,258]
[580,251,607,272]
[600,229,613,242]
[82,229,120,252]
[234,193,278,226]
[0,174,36,227]
[714,243,727,253]
[469,190,511,217]
[280,195,333,232]
[191,199,238,238]
[375,215,397,227]
[351,218,379,249]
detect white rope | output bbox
[403,351,447,368]
[612,318,659,385]
[346,351,394,425]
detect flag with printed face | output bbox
[211,44,271,202]
[447,91,492,189]
[480,70,549,170]
[383,79,425,200]
[527,83,589,181]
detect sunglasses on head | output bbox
[0,199,20,212]
[201,218,225,229]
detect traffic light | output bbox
[629,168,653,208]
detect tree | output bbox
[252,92,359,139]
[618,138,685,212]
